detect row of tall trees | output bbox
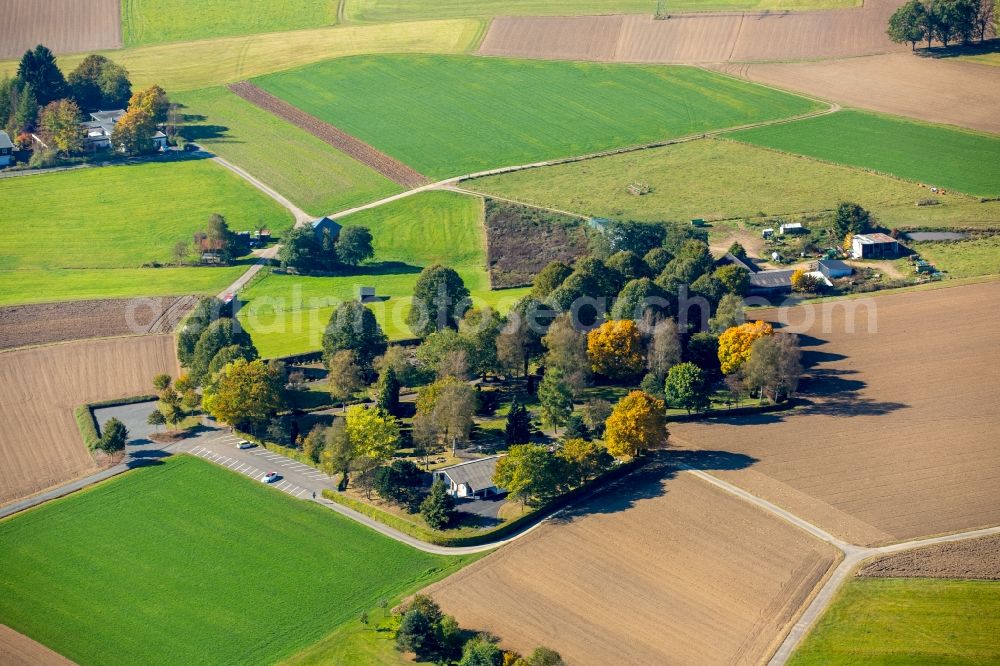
[888,0,995,49]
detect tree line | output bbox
[888,0,995,49]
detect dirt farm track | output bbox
[0,0,122,59]
[427,469,839,665]
[0,335,178,506]
[673,281,1000,546]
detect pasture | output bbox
[911,235,1000,279]
[467,137,1000,229]
[0,455,472,665]
[0,19,481,92]
[252,54,820,179]
[237,191,529,357]
[789,579,1000,664]
[122,0,338,46]
[426,469,838,665]
[176,87,401,217]
[671,281,1000,546]
[732,110,1000,197]
[0,159,290,305]
[0,335,178,506]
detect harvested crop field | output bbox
[0,624,74,666]
[479,0,904,63]
[227,82,429,188]
[426,465,839,665]
[0,296,195,351]
[717,53,1000,135]
[0,335,178,506]
[0,0,121,59]
[858,534,1000,580]
[672,281,1000,547]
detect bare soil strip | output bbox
[479,0,905,63]
[0,0,121,59]
[0,296,195,351]
[426,467,839,665]
[0,625,75,666]
[227,82,429,188]
[0,335,179,506]
[672,281,1000,546]
[715,53,1000,135]
[858,533,1000,580]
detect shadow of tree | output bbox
[914,39,1000,60]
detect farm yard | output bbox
[671,281,1000,546]
[250,54,821,179]
[0,335,178,505]
[717,53,1000,136]
[0,160,291,305]
[731,109,1000,198]
[426,468,839,665]
[237,191,530,357]
[0,0,121,59]
[175,87,402,217]
[788,579,1000,664]
[0,455,473,665]
[0,19,482,92]
[466,137,1000,231]
[122,0,339,46]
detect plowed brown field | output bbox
[0,625,74,666]
[672,281,1000,547]
[0,335,178,506]
[859,534,1000,579]
[426,468,839,665]
[479,0,904,63]
[716,53,1000,134]
[0,0,121,59]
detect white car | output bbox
[236,440,255,450]
[262,472,280,484]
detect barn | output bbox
[852,233,901,259]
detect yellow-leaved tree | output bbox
[717,320,774,375]
[604,391,668,459]
[344,404,400,498]
[586,319,646,380]
[202,358,284,432]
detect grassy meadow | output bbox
[176,87,401,217]
[122,0,338,46]
[253,54,821,179]
[0,159,292,304]
[238,191,529,357]
[730,109,1000,198]
[912,235,1000,278]
[790,578,1000,664]
[0,455,472,666]
[0,20,482,92]
[343,0,857,22]
[466,138,1000,228]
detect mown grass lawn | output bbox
[466,137,1000,228]
[122,0,338,46]
[730,109,1000,198]
[253,54,820,179]
[0,455,473,666]
[238,191,529,357]
[176,87,401,217]
[344,0,857,22]
[790,578,1000,665]
[0,159,292,304]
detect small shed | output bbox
[432,456,504,499]
[852,233,901,259]
[817,259,853,279]
[311,217,342,242]
[779,222,804,235]
[358,286,377,302]
[762,228,775,240]
[690,218,706,227]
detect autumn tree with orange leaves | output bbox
[717,320,774,375]
[604,391,668,459]
[586,319,645,380]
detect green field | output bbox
[0,20,481,93]
[176,88,401,217]
[122,0,338,46]
[790,578,1000,665]
[343,0,858,22]
[913,235,1000,278]
[0,456,471,665]
[253,54,821,179]
[0,159,292,304]
[731,109,1000,198]
[238,191,529,357]
[467,137,1000,229]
